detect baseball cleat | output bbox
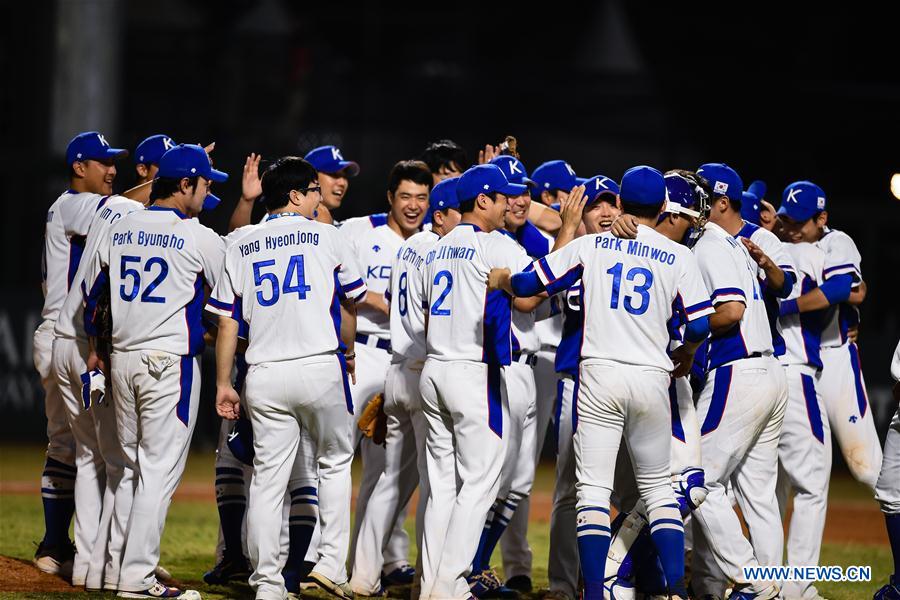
[202,555,251,585]
[727,584,779,600]
[874,575,900,600]
[381,563,415,586]
[467,569,519,599]
[116,582,192,598]
[307,571,353,600]
[604,577,636,600]
[505,575,532,593]
[32,539,75,578]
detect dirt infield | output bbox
[0,555,76,593]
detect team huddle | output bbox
[34,131,900,600]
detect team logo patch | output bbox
[713,181,729,194]
[817,196,825,209]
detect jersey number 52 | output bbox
[119,255,168,303]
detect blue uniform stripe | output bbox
[650,518,685,528]
[45,457,77,473]
[576,506,610,514]
[337,353,353,414]
[177,356,193,426]
[701,365,732,435]
[207,297,232,311]
[848,343,868,418]
[554,378,564,452]
[669,378,685,442]
[216,467,244,476]
[800,374,825,443]
[290,486,317,497]
[576,524,611,534]
[487,363,503,437]
[572,374,580,433]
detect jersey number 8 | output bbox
[253,254,311,307]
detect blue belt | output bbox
[512,351,538,367]
[355,333,392,353]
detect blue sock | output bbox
[478,497,521,574]
[647,505,685,595]
[886,513,900,580]
[215,467,247,559]
[285,486,318,573]
[576,506,611,600]
[41,457,76,546]
[471,507,496,573]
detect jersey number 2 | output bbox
[607,262,653,315]
[253,255,312,307]
[119,255,168,303]
[430,270,453,316]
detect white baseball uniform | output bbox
[874,340,900,514]
[341,222,413,572]
[207,212,366,599]
[418,223,525,600]
[36,189,109,542]
[52,195,142,587]
[815,228,882,489]
[689,221,788,598]
[775,241,831,600]
[350,229,438,595]
[81,205,225,592]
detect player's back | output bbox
[424,223,513,364]
[693,221,773,370]
[540,225,711,372]
[55,195,143,340]
[778,242,826,369]
[217,215,366,365]
[103,206,224,356]
[390,229,438,361]
[42,190,109,321]
[816,227,862,347]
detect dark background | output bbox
[2,0,899,448]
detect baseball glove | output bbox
[357,393,388,446]
[93,279,113,363]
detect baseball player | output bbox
[349,176,462,596]
[543,174,621,600]
[773,236,830,600]
[683,163,786,600]
[741,181,778,233]
[34,131,128,577]
[417,163,529,599]
[494,165,715,600]
[599,170,713,599]
[52,134,175,590]
[873,339,900,600]
[82,143,227,598]
[346,160,432,585]
[420,139,469,185]
[776,181,882,490]
[208,156,366,600]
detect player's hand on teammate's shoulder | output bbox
[670,344,696,378]
[216,386,242,420]
[241,153,263,201]
[611,214,639,239]
[740,237,773,269]
[488,268,513,295]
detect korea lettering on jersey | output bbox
[534,225,714,371]
[347,224,404,338]
[693,222,773,370]
[82,206,225,357]
[816,228,863,347]
[206,214,367,365]
[777,242,826,370]
[424,224,532,364]
[389,230,438,361]
[42,191,112,322]
[55,196,144,341]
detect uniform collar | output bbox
[147,205,189,219]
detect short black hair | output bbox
[262,156,318,212]
[150,176,198,203]
[419,139,469,174]
[458,191,498,215]
[621,199,664,219]
[387,160,433,195]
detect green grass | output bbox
[0,445,893,599]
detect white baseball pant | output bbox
[548,373,579,599]
[820,343,882,490]
[777,365,831,600]
[351,357,427,595]
[875,406,900,513]
[690,356,787,597]
[111,350,200,593]
[243,354,354,600]
[419,359,508,600]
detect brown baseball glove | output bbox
[357,393,388,446]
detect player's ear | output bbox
[386,190,394,207]
[136,164,149,179]
[540,190,554,206]
[816,210,828,228]
[71,161,87,178]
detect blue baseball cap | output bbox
[620,165,666,206]
[489,155,535,187]
[456,164,528,203]
[134,134,176,166]
[583,175,620,205]
[429,176,461,214]
[304,145,360,177]
[66,131,128,166]
[531,160,585,193]
[741,191,762,225]
[226,415,255,466]
[778,180,826,222]
[696,163,743,203]
[747,179,767,201]
[158,144,228,182]
[663,172,702,217]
